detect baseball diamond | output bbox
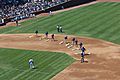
[0,0,120,80]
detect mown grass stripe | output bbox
[84,3,119,32]
[24,54,67,80]
[12,53,59,80]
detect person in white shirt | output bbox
[59,26,63,33]
[49,11,52,15]
[29,58,35,69]
[56,25,59,32]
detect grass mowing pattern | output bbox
[0,2,119,80]
[1,2,120,44]
[0,48,75,80]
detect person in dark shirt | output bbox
[64,36,68,43]
[81,46,86,52]
[16,20,18,26]
[45,32,48,38]
[72,38,75,45]
[81,52,85,63]
[51,34,55,41]
[81,46,86,63]
[35,30,38,36]
[75,39,78,46]
[79,42,83,49]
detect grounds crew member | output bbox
[45,32,48,38]
[29,58,35,69]
[72,37,75,45]
[56,25,60,32]
[64,36,68,43]
[59,26,63,33]
[75,39,78,46]
[35,30,38,36]
[79,42,83,49]
[51,34,55,41]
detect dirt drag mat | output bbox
[0,34,120,80]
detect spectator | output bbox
[0,0,67,25]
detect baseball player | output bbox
[81,52,85,63]
[81,46,86,52]
[29,58,35,69]
[81,47,86,63]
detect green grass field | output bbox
[1,2,120,44]
[0,2,120,80]
[0,48,74,80]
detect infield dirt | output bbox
[0,34,120,80]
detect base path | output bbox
[0,34,120,80]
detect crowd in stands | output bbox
[0,0,69,22]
